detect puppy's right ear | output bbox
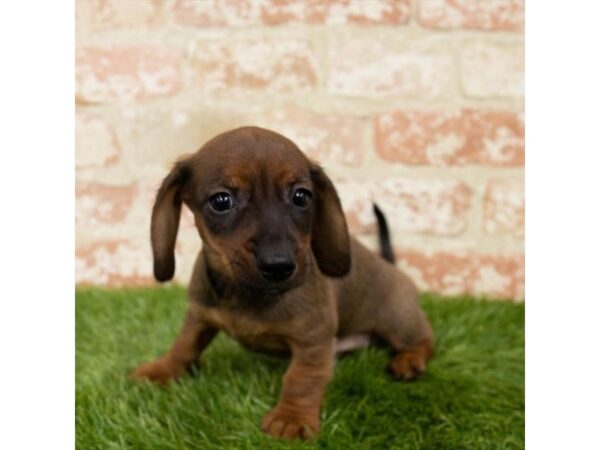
[151,159,190,282]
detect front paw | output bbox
[261,405,319,439]
[130,355,183,385]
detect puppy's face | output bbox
[151,127,350,297]
[188,130,315,293]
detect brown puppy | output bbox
[132,126,434,440]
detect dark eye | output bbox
[292,188,312,208]
[209,192,234,213]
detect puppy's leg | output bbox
[375,294,435,381]
[261,340,334,440]
[131,307,217,385]
[387,335,434,381]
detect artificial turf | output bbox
[76,286,524,450]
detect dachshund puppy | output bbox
[132,126,434,439]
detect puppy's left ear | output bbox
[309,163,351,277]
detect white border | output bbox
[0,2,74,449]
[527,1,600,448]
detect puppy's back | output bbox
[332,238,418,337]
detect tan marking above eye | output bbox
[275,169,307,186]
[220,177,242,189]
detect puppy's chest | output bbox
[204,308,289,353]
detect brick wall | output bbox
[75,0,524,300]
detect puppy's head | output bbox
[150,126,350,295]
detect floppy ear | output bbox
[309,163,351,277]
[151,160,190,282]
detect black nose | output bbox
[257,254,296,282]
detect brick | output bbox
[76,182,137,230]
[256,108,366,167]
[75,114,120,168]
[117,105,254,167]
[75,45,182,103]
[374,109,524,166]
[328,35,455,98]
[191,39,317,93]
[460,41,524,98]
[337,177,471,235]
[76,0,164,32]
[418,0,524,31]
[76,239,154,286]
[121,104,364,169]
[172,0,409,27]
[75,230,202,286]
[399,250,524,299]
[484,178,524,236]
[75,184,200,286]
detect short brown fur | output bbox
[132,126,434,440]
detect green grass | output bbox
[76,287,524,450]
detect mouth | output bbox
[242,276,302,298]
[251,282,292,297]
[262,287,286,296]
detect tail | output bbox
[373,203,395,264]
